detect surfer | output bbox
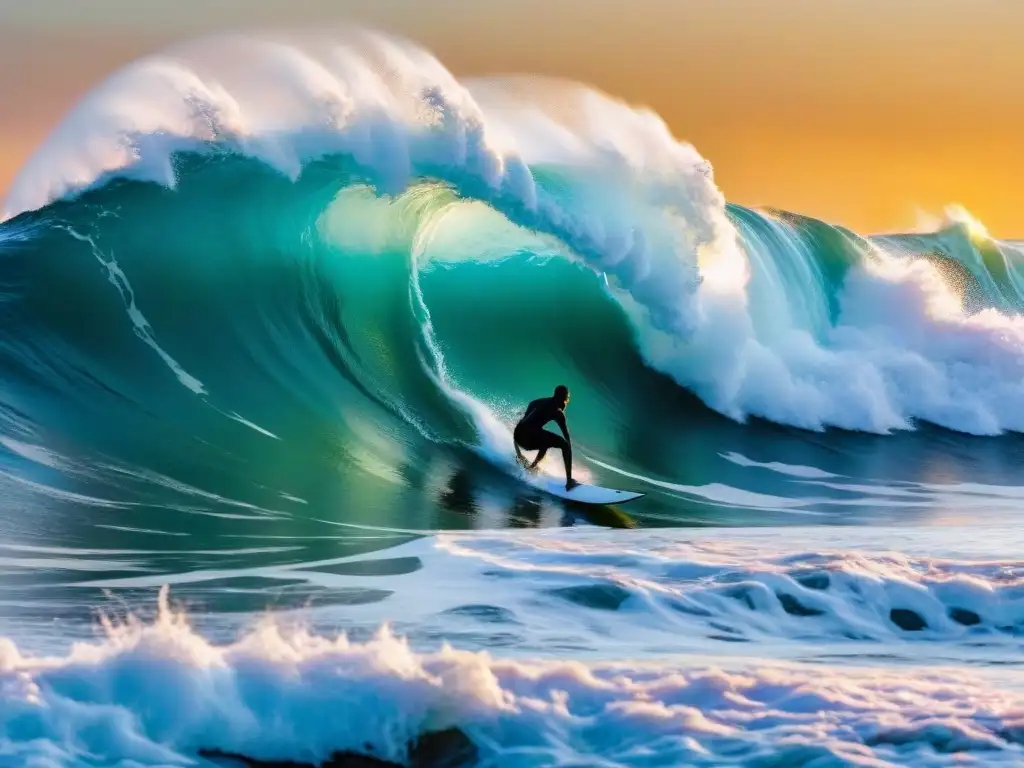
[514,385,579,491]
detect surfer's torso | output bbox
[516,397,566,437]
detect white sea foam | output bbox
[3,583,1024,767]
[720,451,838,479]
[411,529,1024,650]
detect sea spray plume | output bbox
[628,202,1024,434]
[0,29,500,212]
[0,587,490,766]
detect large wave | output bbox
[4,24,1024,513]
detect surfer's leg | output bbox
[555,435,573,485]
[514,430,546,468]
[527,435,554,467]
[534,430,571,481]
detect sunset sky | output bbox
[1,0,1022,236]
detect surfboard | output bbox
[516,450,643,505]
[515,457,644,505]
[527,475,645,505]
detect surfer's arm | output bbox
[555,410,571,445]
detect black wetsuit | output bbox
[514,397,572,480]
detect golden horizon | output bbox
[1,2,1021,237]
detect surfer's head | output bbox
[554,384,570,408]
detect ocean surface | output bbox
[3,28,1024,767]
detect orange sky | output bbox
[1,0,1022,235]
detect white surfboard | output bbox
[521,471,645,505]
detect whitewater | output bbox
[3,26,1024,767]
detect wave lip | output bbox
[2,28,713,344]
